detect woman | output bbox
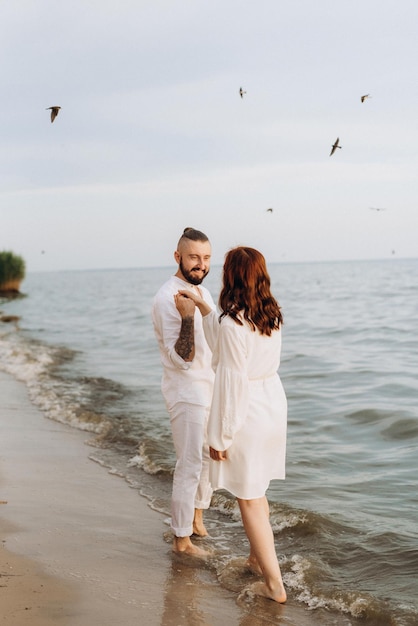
[178,246,287,603]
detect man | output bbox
[152,227,215,556]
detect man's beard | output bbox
[179,260,209,285]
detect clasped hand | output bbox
[176,290,212,317]
[174,292,196,317]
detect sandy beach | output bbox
[0,370,373,626]
[0,371,247,625]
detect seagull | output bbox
[46,106,61,123]
[361,94,371,102]
[266,208,273,213]
[239,87,246,99]
[369,207,386,211]
[330,137,342,156]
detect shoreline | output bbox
[0,370,352,626]
[0,371,246,625]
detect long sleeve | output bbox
[201,309,220,353]
[207,318,249,451]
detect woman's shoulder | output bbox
[220,313,250,332]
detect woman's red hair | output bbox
[219,247,283,335]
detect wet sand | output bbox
[0,371,246,625]
[0,371,327,626]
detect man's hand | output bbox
[174,293,196,318]
[177,289,212,317]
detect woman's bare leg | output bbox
[238,496,286,603]
[245,497,270,574]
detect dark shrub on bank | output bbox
[0,251,26,295]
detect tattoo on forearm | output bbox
[175,316,195,361]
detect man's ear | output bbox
[174,250,180,264]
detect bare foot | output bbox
[192,509,209,537]
[172,536,211,557]
[248,580,287,604]
[192,521,209,537]
[245,556,263,576]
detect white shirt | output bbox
[152,275,215,412]
[203,309,284,450]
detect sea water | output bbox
[1,258,417,625]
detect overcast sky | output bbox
[1,0,417,272]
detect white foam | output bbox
[127,448,163,475]
[0,333,104,433]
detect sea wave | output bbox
[2,260,418,626]
[0,330,118,436]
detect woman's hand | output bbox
[174,292,196,318]
[210,447,227,461]
[177,289,212,317]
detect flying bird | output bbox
[330,137,342,156]
[239,87,246,99]
[369,207,386,211]
[266,208,273,213]
[361,94,371,102]
[46,106,61,123]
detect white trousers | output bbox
[169,402,213,537]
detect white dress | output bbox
[203,310,287,500]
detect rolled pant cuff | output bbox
[171,525,193,537]
[194,499,211,510]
